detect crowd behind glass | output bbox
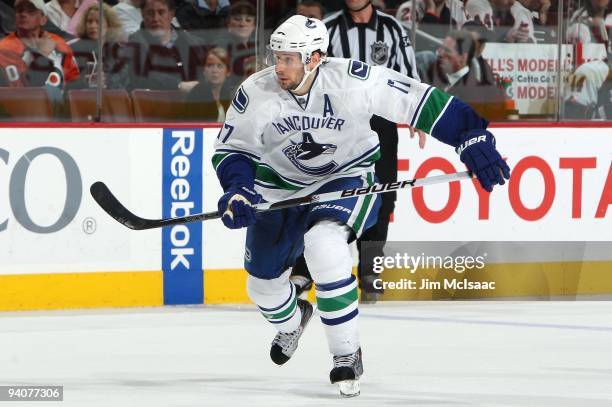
[0,0,610,121]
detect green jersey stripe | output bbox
[255,166,304,191]
[212,152,258,171]
[351,172,375,233]
[415,88,452,134]
[316,288,358,312]
[336,149,381,174]
[211,153,229,171]
[261,298,297,320]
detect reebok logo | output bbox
[168,131,196,270]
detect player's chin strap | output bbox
[291,57,324,95]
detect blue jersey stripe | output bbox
[320,308,359,326]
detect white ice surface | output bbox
[1,302,611,406]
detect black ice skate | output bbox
[330,347,363,397]
[269,299,313,365]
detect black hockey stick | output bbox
[90,171,473,230]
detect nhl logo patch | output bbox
[370,41,389,65]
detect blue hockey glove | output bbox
[456,130,511,192]
[217,186,262,229]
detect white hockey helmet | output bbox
[269,15,329,64]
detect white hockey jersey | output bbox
[213,57,455,201]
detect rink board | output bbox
[0,124,611,310]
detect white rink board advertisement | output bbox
[0,128,163,274]
[1,125,610,275]
[389,126,612,243]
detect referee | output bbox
[290,0,424,302]
[325,0,418,78]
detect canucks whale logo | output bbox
[283,132,338,176]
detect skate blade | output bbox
[338,380,360,397]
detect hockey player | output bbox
[212,15,510,397]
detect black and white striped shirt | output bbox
[324,8,419,80]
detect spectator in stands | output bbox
[113,0,144,39]
[564,59,611,119]
[422,30,507,118]
[567,0,609,48]
[64,0,99,35]
[463,0,494,31]
[527,0,554,42]
[127,0,203,91]
[217,1,256,79]
[45,0,84,34]
[430,30,475,89]
[507,0,541,43]
[420,0,464,39]
[0,0,79,88]
[395,0,426,29]
[490,0,515,37]
[490,0,543,43]
[67,3,128,89]
[423,0,451,24]
[297,0,325,20]
[2,0,75,40]
[536,0,551,26]
[176,0,230,40]
[184,46,240,121]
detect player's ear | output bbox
[308,52,321,69]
